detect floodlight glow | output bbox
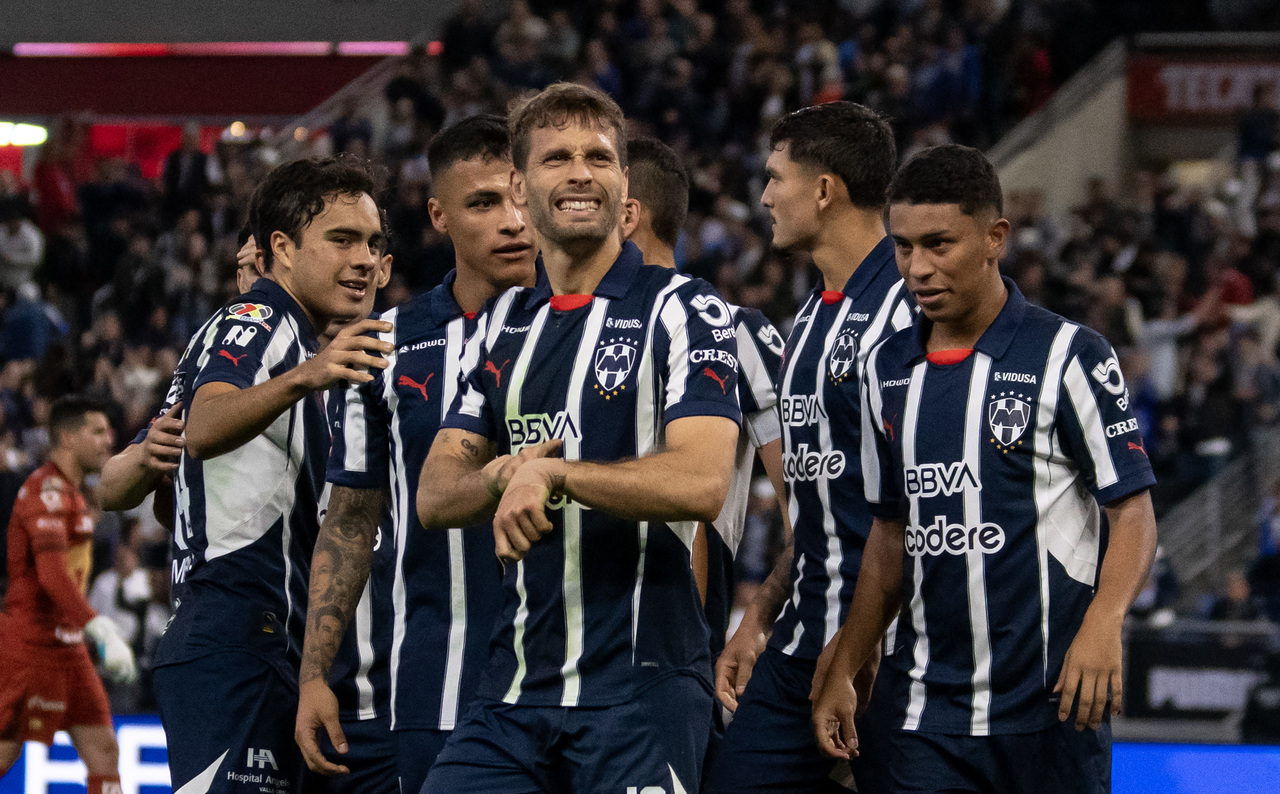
[228,121,246,137]
[0,122,49,146]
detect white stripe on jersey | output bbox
[778,295,821,656]
[902,360,930,731]
[963,353,994,735]
[659,293,693,416]
[501,305,550,705]
[559,299,610,707]
[384,336,409,728]
[1032,324,1078,683]
[342,389,369,473]
[1063,356,1120,489]
[354,576,377,719]
[863,347,901,656]
[817,299,855,646]
[439,317,469,729]
[735,310,778,412]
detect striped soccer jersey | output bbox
[328,272,503,731]
[441,241,742,707]
[139,287,389,719]
[861,279,1156,735]
[156,278,329,683]
[769,236,915,661]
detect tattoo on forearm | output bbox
[299,486,384,684]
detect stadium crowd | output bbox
[0,0,1277,718]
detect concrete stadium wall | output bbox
[995,75,1132,222]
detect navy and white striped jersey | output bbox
[861,280,1156,735]
[328,273,503,731]
[769,236,915,661]
[441,241,742,707]
[155,279,329,683]
[705,305,783,657]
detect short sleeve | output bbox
[734,307,783,415]
[440,311,497,440]
[862,346,906,520]
[327,376,391,489]
[1056,332,1157,506]
[192,304,280,392]
[658,284,742,425]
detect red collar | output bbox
[925,348,974,365]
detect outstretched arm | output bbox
[296,485,384,776]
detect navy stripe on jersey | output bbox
[156,279,328,683]
[769,236,915,661]
[328,274,502,731]
[441,241,742,707]
[862,279,1155,735]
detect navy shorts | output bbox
[888,718,1112,793]
[423,673,712,794]
[154,651,317,794]
[320,714,398,794]
[399,728,451,794]
[703,647,890,794]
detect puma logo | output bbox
[1128,439,1147,457]
[398,373,434,402]
[883,412,897,442]
[485,359,511,388]
[703,367,728,393]
[219,350,247,367]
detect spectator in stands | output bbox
[1130,546,1180,627]
[0,198,44,291]
[329,96,375,156]
[1209,569,1265,622]
[161,123,210,227]
[441,0,494,75]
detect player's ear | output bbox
[621,199,641,240]
[815,173,839,212]
[511,168,527,206]
[270,230,294,272]
[377,254,393,289]
[986,216,1011,265]
[427,197,447,235]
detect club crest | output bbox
[828,333,858,383]
[988,392,1032,450]
[594,338,637,397]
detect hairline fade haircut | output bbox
[49,394,109,445]
[768,101,896,212]
[508,82,627,172]
[248,153,388,271]
[427,113,512,184]
[625,137,689,249]
[889,144,1004,217]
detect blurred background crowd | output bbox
[1,0,1280,712]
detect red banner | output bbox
[1129,53,1280,122]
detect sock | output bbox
[88,774,123,794]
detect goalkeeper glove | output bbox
[84,615,139,684]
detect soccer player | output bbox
[812,145,1158,793]
[295,114,537,794]
[0,396,137,794]
[619,136,788,764]
[151,155,395,794]
[704,102,913,794]
[417,82,740,793]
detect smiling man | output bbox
[293,115,537,794]
[416,83,741,794]
[150,155,395,794]
[812,145,1157,794]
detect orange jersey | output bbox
[3,462,96,646]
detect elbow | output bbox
[690,469,731,524]
[183,426,215,461]
[416,490,444,529]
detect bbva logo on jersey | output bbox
[988,393,1032,448]
[508,411,581,449]
[594,337,637,394]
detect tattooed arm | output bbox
[416,428,562,529]
[295,485,385,776]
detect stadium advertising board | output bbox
[0,716,170,794]
[1129,52,1280,122]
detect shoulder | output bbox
[16,465,69,515]
[868,325,916,369]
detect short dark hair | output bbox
[427,114,511,183]
[768,102,895,211]
[509,82,627,171]
[625,137,689,248]
[49,395,108,444]
[889,145,1004,216]
[249,154,387,271]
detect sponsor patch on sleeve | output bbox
[226,302,275,326]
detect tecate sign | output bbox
[1129,53,1280,121]
[0,715,172,793]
